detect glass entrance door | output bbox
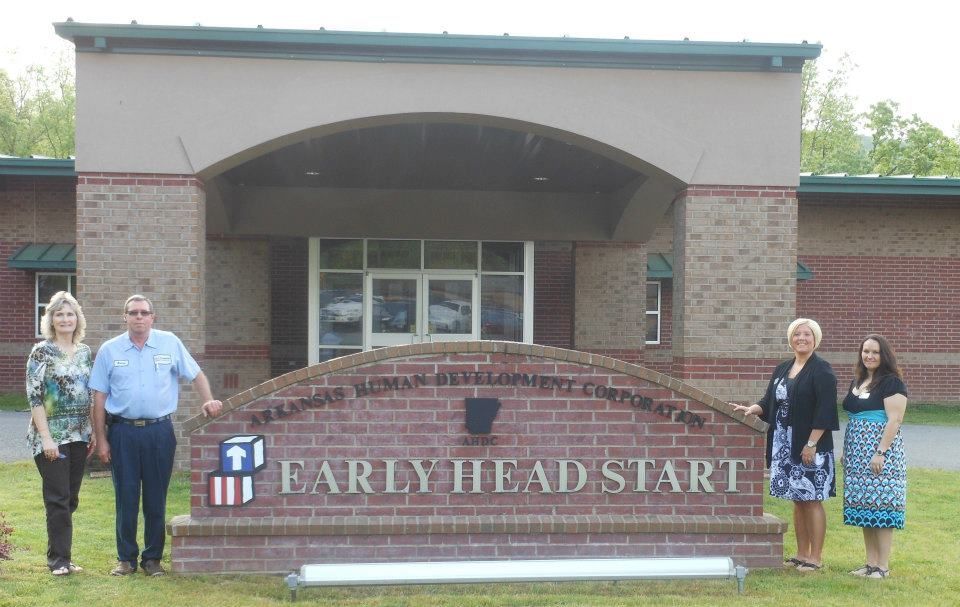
[367,274,422,347]
[366,273,478,347]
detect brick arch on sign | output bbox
[184,341,765,434]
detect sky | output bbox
[1,0,958,134]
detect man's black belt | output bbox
[107,414,172,427]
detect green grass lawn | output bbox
[889,403,960,426]
[0,393,27,412]
[0,461,958,606]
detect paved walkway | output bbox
[1,410,958,469]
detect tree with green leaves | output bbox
[800,54,871,175]
[865,100,960,176]
[0,54,75,158]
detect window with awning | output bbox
[7,243,76,271]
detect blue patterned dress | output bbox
[842,376,908,529]
[25,341,93,456]
[769,377,836,501]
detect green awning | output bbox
[8,243,76,271]
[647,253,674,279]
[647,253,813,281]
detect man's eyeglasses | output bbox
[125,310,153,317]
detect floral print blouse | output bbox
[26,341,93,456]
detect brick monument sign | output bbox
[169,342,785,574]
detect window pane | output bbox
[367,240,420,269]
[372,278,417,334]
[424,241,476,270]
[317,273,364,346]
[318,239,362,269]
[428,279,473,334]
[482,242,524,272]
[481,275,523,341]
[646,282,660,312]
[38,274,70,304]
[646,312,659,343]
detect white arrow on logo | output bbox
[225,445,247,471]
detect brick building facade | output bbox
[1,24,957,462]
[3,166,958,403]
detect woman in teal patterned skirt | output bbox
[842,334,908,580]
[26,291,94,576]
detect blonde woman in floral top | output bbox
[26,291,93,576]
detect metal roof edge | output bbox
[0,157,76,177]
[799,175,960,197]
[53,22,821,71]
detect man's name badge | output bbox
[113,360,129,367]
[154,354,173,365]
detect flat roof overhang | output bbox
[206,121,679,242]
[54,22,820,72]
[798,175,960,197]
[0,157,76,177]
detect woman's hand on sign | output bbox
[731,403,762,416]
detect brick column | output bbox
[573,242,647,363]
[672,186,797,400]
[76,173,207,462]
[204,238,271,398]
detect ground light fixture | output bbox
[285,556,748,600]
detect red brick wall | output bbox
[533,241,573,348]
[798,255,960,352]
[171,343,781,573]
[0,176,77,391]
[798,255,960,402]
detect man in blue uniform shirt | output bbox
[89,294,222,577]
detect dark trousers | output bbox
[34,441,88,570]
[107,419,176,566]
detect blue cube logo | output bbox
[218,435,266,474]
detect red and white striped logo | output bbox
[208,474,253,506]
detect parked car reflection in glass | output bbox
[320,294,390,324]
[429,299,472,333]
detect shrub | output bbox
[0,512,13,560]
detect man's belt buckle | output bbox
[133,419,147,427]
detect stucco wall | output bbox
[74,53,801,187]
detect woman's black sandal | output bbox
[796,561,823,572]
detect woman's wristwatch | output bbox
[805,440,816,449]
[874,448,889,457]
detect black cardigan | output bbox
[757,352,839,466]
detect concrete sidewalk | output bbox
[1,410,958,469]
